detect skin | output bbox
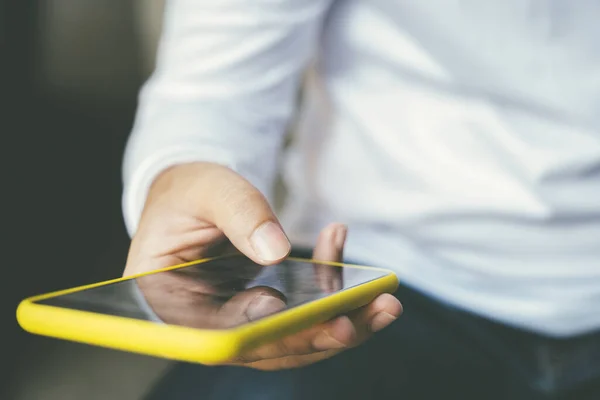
[124,162,403,370]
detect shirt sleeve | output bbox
[122,0,330,236]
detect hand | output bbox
[124,162,292,275]
[125,162,402,369]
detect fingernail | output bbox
[333,225,347,250]
[312,330,347,351]
[250,221,291,263]
[370,312,397,332]
[246,295,286,321]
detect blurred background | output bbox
[3,1,177,398]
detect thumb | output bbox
[201,165,291,265]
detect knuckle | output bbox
[219,183,268,222]
[350,332,371,348]
[274,338,294,356]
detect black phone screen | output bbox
[34,256,389,330]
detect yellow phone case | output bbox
[16,256,398,365]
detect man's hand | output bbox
[124,162,402,370]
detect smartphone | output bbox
[16,255,398,365]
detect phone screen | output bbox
[34,257,389,330]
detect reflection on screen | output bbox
[36,257,388,330]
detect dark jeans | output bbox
[146,251,600,400]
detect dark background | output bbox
[3,1,157,394]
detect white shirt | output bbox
[123,0,600,337]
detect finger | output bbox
[200,165,291,265]
[346,293,403,346]
[244,348,343,371]
[235,293,402,366]
[235,315,357,363]
[173,236,233,263]
[313,223,346,293]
